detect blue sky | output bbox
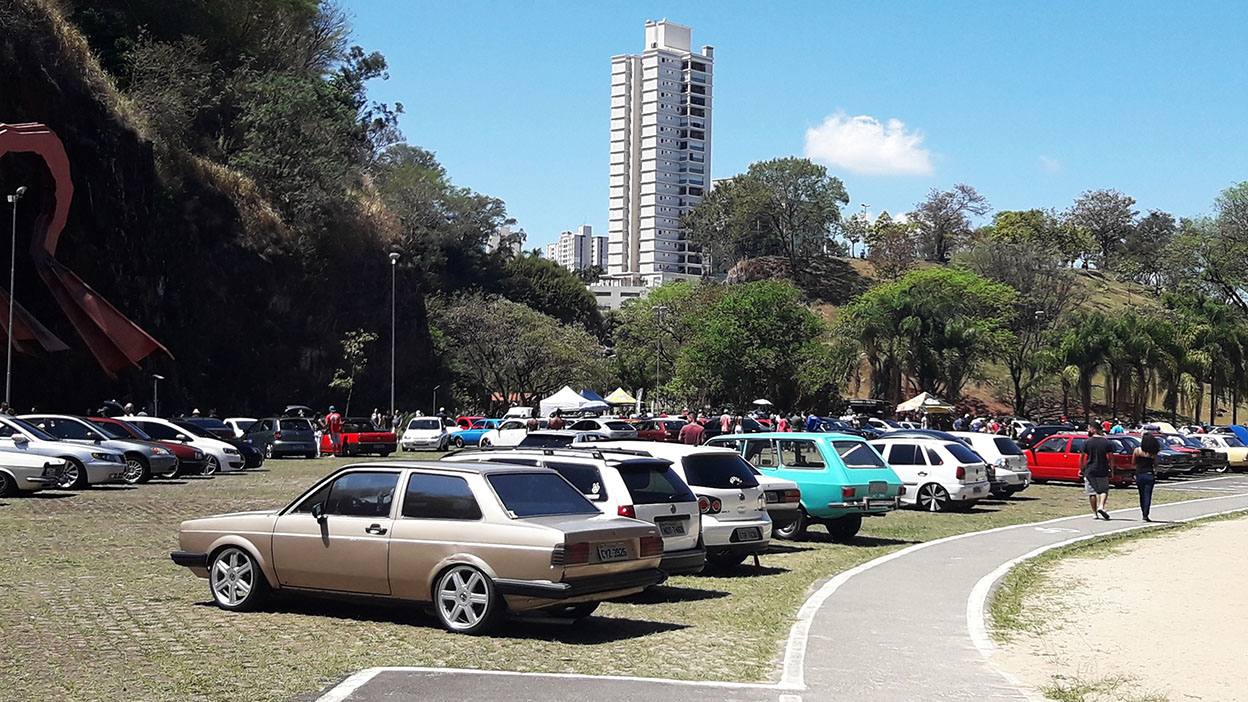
[346,1,1248,250]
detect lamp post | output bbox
[5,186,26,407]
[432,385,440,416]
[152,374,165,417]
[651,305,668,414]
[389,252,400,417]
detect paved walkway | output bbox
[316,475,1248,702]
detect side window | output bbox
[569,420,594,431]
[293,483,331,513]
[743,439,777,468]
[1069,437,1086,453]
[402,473,482,520]
[501,421,524,431]
[925,448,944,465]
[779,439,826,469]
[324,472,399,518]
[136,421,178,440]
[888,444,922,465]
[1036,438,1067,453]
[260,420,273,432]
[545,461,606,500]
[0,423,16,438]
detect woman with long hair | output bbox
[1134,432,1161,521]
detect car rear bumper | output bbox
[949,482,990,501]
[659,545,706,575]
[494,568,667,599]
[401,438,446,450]
[272,440,317,455]
[825,496,901,515]
[702,516,771,550]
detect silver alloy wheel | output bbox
[264,444,274,459]
[210,547,255,608]
[1214,463,1229,473]
[123,457,145,484]
[203,455,220,476]
[917,484,949,512]
[56,460,81,489]
[436,566,491,631]
[453,436,465,449]
[0,471,15,497]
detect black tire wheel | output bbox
[480,437,492,447]
[772,508,808,540]
[544,602,599,621]
[915,483,950,512]
[122,454,151,485]
[264,444,274,459]
[454,436,465,449]
[157,459,180,479]
[209,546,269,612]
[434,565,502,635]
[57,458,89,489]
[203,455,220,476]
[0,470,16,497]
[305,452,317,459]
[825,513,863,541]
[706,550,749,568]
[1214,463,1229,474]
[380,450,393,457]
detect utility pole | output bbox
[389,252,400,417]
[651,305,668,414]
[6,186,26,407]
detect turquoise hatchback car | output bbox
[706,432,903,540]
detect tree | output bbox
[865,212,919,281]
[1066,189,1137,266]
[500,254,602,331]
[329,329,378,415]
[957,240,1082,416]
[684,157,849,275]
[842,212,869,257]
[842,268,1016,403]
[909,184,990,262]
[1121,210,1177,291]
[980,209,1092,265]
[573,265,605,284]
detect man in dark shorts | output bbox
[1081,424,1114,520]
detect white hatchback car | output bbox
[869,437,990,512]
[0,451,66,495]
[224,418,257,438]
[443,447,706,574]
[0,415,126,488]
[949,431,1032,497]
[123,416,244,473]
[565,418,639,440]
[401,417,451,451]
[579,441,771,567]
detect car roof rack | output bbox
[445,445,660,461]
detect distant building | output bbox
[543,225,608,271]
[485,225,524,256]
[607,19,713,284]
[588,279,649,312]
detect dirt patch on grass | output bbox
[995,516,1248,701]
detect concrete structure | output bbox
[485,225,524,256]
[542,225,607,272]
[607,20,713,283]
[587,281,649,312]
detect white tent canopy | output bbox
[540,386,605,417]
[896,391,955,414]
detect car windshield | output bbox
[280,418,312,432]
[487,473,600,517]
[944,443,983,463]
[832,440,890,469]
[189,418,230,431]
[605,421,633,431]
[518,433,574,448]
[92,419,152,441]
[679,453,759,488]
[992,437,1024,456]
[1224,436,1246,447]
[172,421,216,439]
[617,460,695,503]
[1183,437,1206,448]
[5,417,58,441]
[1160,436,1187,447]
[90,420,131,439]
[409,419,441,430]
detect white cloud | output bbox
[1039,155,1061,172]
[803,112,934,176]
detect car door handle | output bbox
[365,524,387,535]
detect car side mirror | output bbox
[311,503,326,522]
[12,434,28,445]
[175,434,190,442]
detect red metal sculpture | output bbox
[0,122,169,375]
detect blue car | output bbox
[450,419,500,448]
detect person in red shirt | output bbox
[777,415,788,432]
[1101,419,1112,433]
[325,406,343,454]
[679,417,706,445]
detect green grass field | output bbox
[0,455,1210,701]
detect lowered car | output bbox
[175,420,264,469]
[479,419,549,448]
[90,416,206,477]
[0,415,126,488]
[631,419,687,442]
[124,416,244,474]
[449,419,500,448]
[170,461,666,633]
[0,452,65,496]
[870,437,991,512]
[1024,433,1138,484]
[243,417,318,459]
[949,431,1032,497]
[23,414,178,485]
[1197,434,1248,472]
[320,418,397,457]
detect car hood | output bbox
[180,509,281,532]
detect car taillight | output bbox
[618,505,636,519]
[274,431,282,440]
[551,542,590,566]
[783,489,801,503]
[898,485,906,496]
[697,495,721,514]
[842,486,856,499]
[639,535,663,558]
[956,466,966,480]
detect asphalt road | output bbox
[317,474,1248,702]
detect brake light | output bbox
[274,431,282,440]
[956,466,966,480]
[639,535,663,558]
[898,485,906,496]
[842,486,856,499]
[783,489,801,503]
[618,505,636,519]
[551,542,590,566]
[697,495,721,514]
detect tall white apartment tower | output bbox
[607,20,713,282]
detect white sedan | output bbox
[0,452,66,495]
[123,416,244,474]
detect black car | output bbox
[182,417,235,440]
[173,419,265,469]
[699,417,766,441]
[1017,424,1077,449]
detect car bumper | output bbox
[824,496,901,516]
[170,551,208,568]
[84,460,128,485]
[659,545,707,575]
[271,440,317,455]
[494,567,667,600]
[401,438,446,450]
[149,455,180,474]
[702,516,771,551]
[949,482,990,501]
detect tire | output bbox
[706,550,749,568]
[544,602,599,621]
[1214,462,1230,474]
[772,508,808,540]
[0,471,16,497]
[264,444,274,459]
[57,458,89,489]
[433,565,502,635]
[122,454,151,485]
[824,513,863,541]
[305,452,317,459]
[453,436,465,449]
[203,455,220,476]
[157,459,180,479]
[209,546,269,611]
[380,450,393,457]
[915,483,950,512]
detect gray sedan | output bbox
[22,414,179,484]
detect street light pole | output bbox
[432,385,440,416]
[651,305,668,414]
[152,374,164,417]
[6,186,27,407]
[389,252,400,417]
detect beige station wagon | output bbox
[170,461,666,634]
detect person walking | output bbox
[732,415,745,434]
[777,414,788,432]
[1080,424,1114,520]
[720,410,732,434]
[679,416,705,445]
[324,406,343,455]
[1134,432,1161,521]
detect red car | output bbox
[631,418,688,442]
[1024,433,1135,485]
[320,417,398,457]
[454,416,485,430]
[89,416,209,476]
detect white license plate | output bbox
[596,542,629,562]
[869,481,887,495]
[734,526,762,542]
[659,521,686,537]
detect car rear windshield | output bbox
[992,437,1024,456]
[832,440,890,469]
[545,461,607,501]
[408,419,441,430]
[617,461,695,503]
[679,454,759,488]
[280,419,313,432]
[944,442,983,463]
[487,473,600,517]
[518,434,573,448]
[343,421,378,433]
[605,421,633,431]
[1225,436,1246,447]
